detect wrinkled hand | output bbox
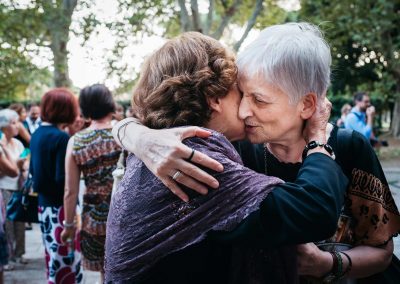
[303,97,332,143]
[297,243,332,277]
[60,227,76,245]
[136,127,224,202]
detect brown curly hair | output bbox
[132,32,237,129]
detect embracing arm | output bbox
[297,130,397,279]
[112,118,223,202]
[209,152,348,247]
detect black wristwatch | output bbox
[302,140,335,161]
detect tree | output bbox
[0,0,95,89]
[300,0,400,137]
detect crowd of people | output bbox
[0,21,399,284]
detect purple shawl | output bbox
[105,131,283,282]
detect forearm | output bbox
[63,186,79,224]
[112,117,144,154]
[344,243,393,278]
[210,153,348,247]
[259,153,348,244]
[0,150,19,177]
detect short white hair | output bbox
[0,109,19,129]
[237,22,331,103]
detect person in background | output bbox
[111,103,124,126]
[61,84,121,283]
[344,92,375,138]
[30,89,82,283]
[8,104,32,231]
[125,106,133,118]
[0,125,21,283]
[336,103,351,128]
[26,104,41,134]
[65,113,87,136]
[0,109,28,268]
[8,103,31,148]
[344,92,388,147]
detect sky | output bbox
[31,0,300,92]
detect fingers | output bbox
[187,147,223,172]
[172,167,210,195]
[177,126,212,140]
[161,177,189,202]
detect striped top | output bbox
[72,128,121,196]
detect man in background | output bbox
[26,104,41,134]
[345,92,387,147]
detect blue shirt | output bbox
[344,107,372,139]
[30,125,70,207]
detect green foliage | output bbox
[299,0,400,110]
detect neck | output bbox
[266,124,333,163]
[90,114,112,129]
[266,137,306,163]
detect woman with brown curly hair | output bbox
[105,32,347,283]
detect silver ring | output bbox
[172,171,181,181]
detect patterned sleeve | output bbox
[345,130,400,246]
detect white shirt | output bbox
[26,117,41,134]
[0,138,24,190]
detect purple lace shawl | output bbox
[105,131,283,282]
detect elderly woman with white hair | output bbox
[113,22,400,283]
[0,109,28,269]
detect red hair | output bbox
[40,88,78,124]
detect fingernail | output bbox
[212,180,219,188]
[217,165,223,172]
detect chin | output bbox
[245,133,265,144]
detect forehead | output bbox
[238,74,283,96]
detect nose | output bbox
[238,96,252,120]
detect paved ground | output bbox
[4,162,400,283]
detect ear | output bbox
[207,96,223,113]
[299,93,317,120]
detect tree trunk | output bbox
[43,0,77,87]
[178,0,192,32]
[233,0,264,51]
[190,0,201,32]
[212,0,242,39]
[204,0,214,35]
[51,36,71,87]
[391,81,400,138]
